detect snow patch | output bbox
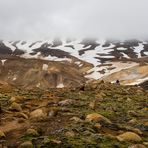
[75,61,83,67]
[44,55,72,62]
[16,41,46,53]
[117,47,127,51]
[75,61,81,65]
[127,77,148,85]
[21,52,41,59]
[79,64,83,67]
[143,51,148,56]
[85,61,138,80]
[1,59,7,66]
[121,53,130,59]
[3,41,16,51]
[42,64,48,71]
[133,43,144,58]
[99,55,115,58]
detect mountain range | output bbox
[0,38,148,89]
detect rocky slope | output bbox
[0,58,89,89]
[0,38,148,88]
[0,81,148,147]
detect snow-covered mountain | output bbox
[0,38,148,88]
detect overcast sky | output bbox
[0,0,148,40]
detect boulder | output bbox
[30,109,46,119]
[65,131,75,138]
[9,96,16,103]
[26,128,39,136]
[70,116,83,123]
[85,113,111,123]
[50,139,62,145]
[58,99,74,106]
[117,132,142,142]
[9,102,22,112]
[19,141,33,148]
[128,118,137,124]
[9,96,23,103]
[48,110,58,117]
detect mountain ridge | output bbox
[0,38,148,88]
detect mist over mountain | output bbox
[0,0,148,40]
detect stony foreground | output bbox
[0,81,148,148]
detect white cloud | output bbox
[0,0,148,40]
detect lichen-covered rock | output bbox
[117,132,142,142]
[48,109,58,117]
[30,109,46,119]
[70,116,83,123]
[128,118,138,124]
[50,139,62,145]
[9,102,22,112]
[26,128,39,136]
[65,131,75,138]
[9,96,23,103]
[9,96,16,103]
[19,141,33,148]
[58,99,74,106]
[85,113,111,123]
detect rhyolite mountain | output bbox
[0,38,148,89]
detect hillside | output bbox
[0,81,148,147]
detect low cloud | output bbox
[0,0,148,40]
